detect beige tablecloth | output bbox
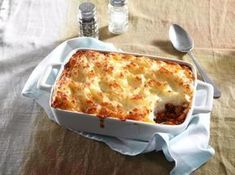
[0,0,234,174]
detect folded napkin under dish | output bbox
[22,37,215,175]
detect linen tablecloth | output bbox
[0,0,234,174]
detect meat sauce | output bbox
[154,103,189,125]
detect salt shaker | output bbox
[108,0,128,34]
[78,2,99,39]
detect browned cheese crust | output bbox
[51,50,194,125]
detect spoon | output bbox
[169,24,221,98]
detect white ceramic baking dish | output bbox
[37,49,213,141]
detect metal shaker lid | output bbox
[110,0,127,7]
[79,2,96,19]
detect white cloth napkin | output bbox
[22,37,215,175]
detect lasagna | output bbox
[51,50,194,125]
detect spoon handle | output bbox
[188,51,221,98]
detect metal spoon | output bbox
[169,24,221,98]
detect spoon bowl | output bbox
[169,24,193,53]
[169,24,221,98]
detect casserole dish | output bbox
[37,49,213,141]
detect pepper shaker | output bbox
[78,2,99,39]
[108,0,128,34]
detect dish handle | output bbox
[192,80,214,114]
[37,63,62,91]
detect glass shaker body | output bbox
[78,2,99,39]
[108,1,128,34]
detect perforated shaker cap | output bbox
[79,2,96,19]
[110,0,127,7]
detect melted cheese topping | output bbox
[51,50,194,124]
